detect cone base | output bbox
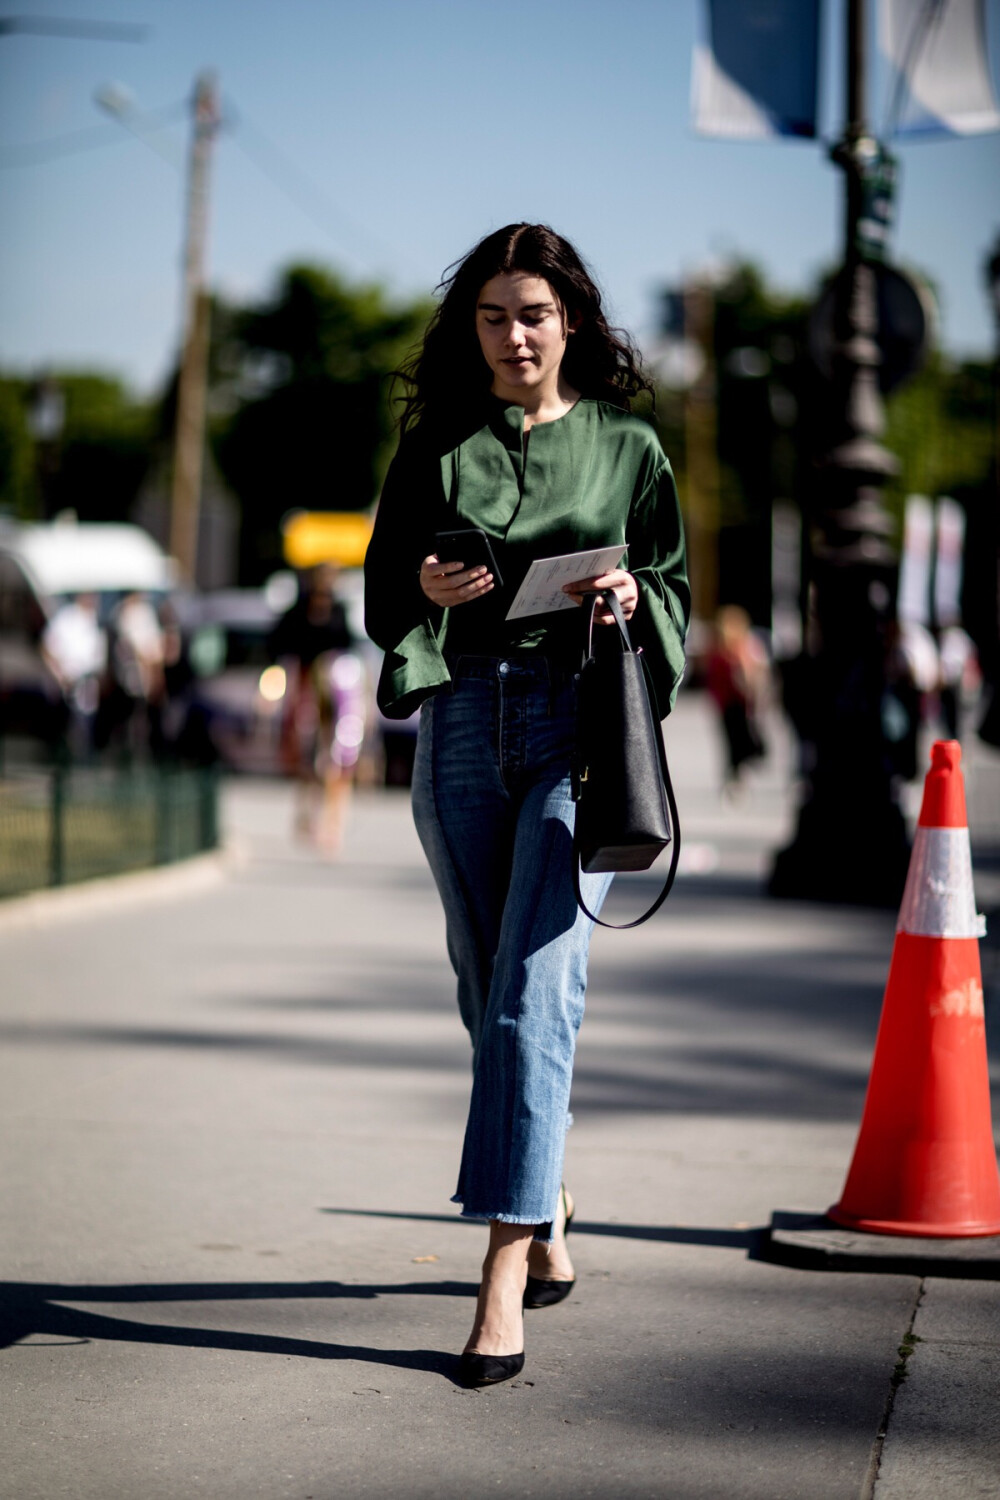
[828,1204,1000,1239]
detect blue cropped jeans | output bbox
[411,654,613,1241]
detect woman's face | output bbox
[475,272,572,402]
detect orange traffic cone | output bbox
[829,739,1000,1237]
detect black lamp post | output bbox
[973,235,1000,749]
[770,0,911,905]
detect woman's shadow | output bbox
[0,1276,479,1380]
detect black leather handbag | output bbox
[572,592,681,929]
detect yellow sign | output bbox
[282,510,374,570]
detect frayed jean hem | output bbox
[451,1196,554,1245]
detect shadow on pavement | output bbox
[320,1207,1000,1280]
[320,1205,756,1250]
[0,1270,923,1462]
[0,1277,478,1378]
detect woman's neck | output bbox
[494,373,581,431]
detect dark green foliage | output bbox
[884,353,995,516]
[0,379,36,518]
[650,261,816,625]
[50,375,156,522]
[210,265,432,582]
[651,258,995,628]
[0,373,156,523]
[0,266,433,581]
[712,262,813,530]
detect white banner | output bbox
[899,494,935,624]
[934,496,966,627]
[881,0,1000,137]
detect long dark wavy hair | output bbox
[395,223,652,434]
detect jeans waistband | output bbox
[446,654,576,690]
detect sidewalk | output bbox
[1,691,997,1500]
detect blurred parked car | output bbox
[169,589,288,774]
[172,583,399,782]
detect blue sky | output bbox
[1,0,998,395]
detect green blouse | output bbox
[364,397,690,720]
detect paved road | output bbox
[1,693,998,1500]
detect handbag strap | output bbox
[573,593,681,930]
[582,588,632,662]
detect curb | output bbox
[0,839,248,933]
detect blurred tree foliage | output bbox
[648,259,996,627]
[712,264,815,625]
[884,353,994,507]
[0,265,432,582]
[210,264,432,581]
[0,373,154,522]
[0,378,36,519]
[51,375,156,521]
[648,261,816,625]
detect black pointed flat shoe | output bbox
[457,1350,525,1388]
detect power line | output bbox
[224,95,394,276]
[0,101,184,169]
[94,87,185,169]
[1,70,396,281]
[0,16,149,41]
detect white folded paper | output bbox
[505,544,626,622]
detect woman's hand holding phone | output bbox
[419,555,494,607]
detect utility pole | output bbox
[169,71,219,583]
[770,0,910,905]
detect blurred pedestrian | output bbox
[705,605,768,794]
[271,563,362,851]
[365,223,689,1386]
[107,591,166,756]
[40,591,107,758]
[938,624,977,740]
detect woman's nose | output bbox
[506,321,527,347]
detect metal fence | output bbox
[0,764,219,899]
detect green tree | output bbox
[0,372,155,523]
[211,265,432,582]
[884,353,994,510]
[650,261,813,625]
[49,374,156,522]
[0,378,36,518]
[651,260,995,630]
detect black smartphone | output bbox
[434,528,504,590]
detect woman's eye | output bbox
[484,317,504,326]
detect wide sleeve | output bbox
[626,455,691,719]
[363,434,452,719]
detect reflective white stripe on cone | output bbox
[897,826,987,940]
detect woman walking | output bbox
[364,223,689,1386]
